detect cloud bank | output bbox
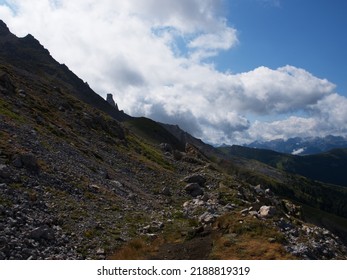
[1,0,347,144]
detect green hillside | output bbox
[124,117,185,151]
[219,145,347,187]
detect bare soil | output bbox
[149,233,213,260]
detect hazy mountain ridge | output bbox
[1,20,347,260]
[218,145,347,187]
[246,135,347,155]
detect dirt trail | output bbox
[149,233,213,260]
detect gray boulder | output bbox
[159,143,173,153]
[253,185,265,196]
[29,226,55,241]
[199,212,216,224]
[0,164,10,179]
[183,174,206,187]
[161,186,172,196]
[12,154,40,174]
[258,206,276,218]
[282,200,302,219]
[184,183,204,197]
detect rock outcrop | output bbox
[106,93,119,110]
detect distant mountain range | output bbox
[218,145,347,187]
[245,135,347,155]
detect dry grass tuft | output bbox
[211,235,295,260]
[108,236,165,260]
[210,213,296,260]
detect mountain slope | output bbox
[123,117,185,151]
[1,20,347,260]
[0,20,129,122]
[160,122,227,159]
[219,145,347,187]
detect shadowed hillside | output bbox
[218,145,347,187]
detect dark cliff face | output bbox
[0,20,129,121]
[0,20,11,36]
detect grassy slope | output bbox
[301,204,347,244]
[215,154,347,218]
[124,117,185,151]
[218,145,347,187]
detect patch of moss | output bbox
[126,134,174,171]
[84,225,104,239]
[0,99,25,123]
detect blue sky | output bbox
[218,0,347,96]
[1,0,347,144]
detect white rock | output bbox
[258,206,276,218]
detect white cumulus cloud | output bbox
[1,0,346,145]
